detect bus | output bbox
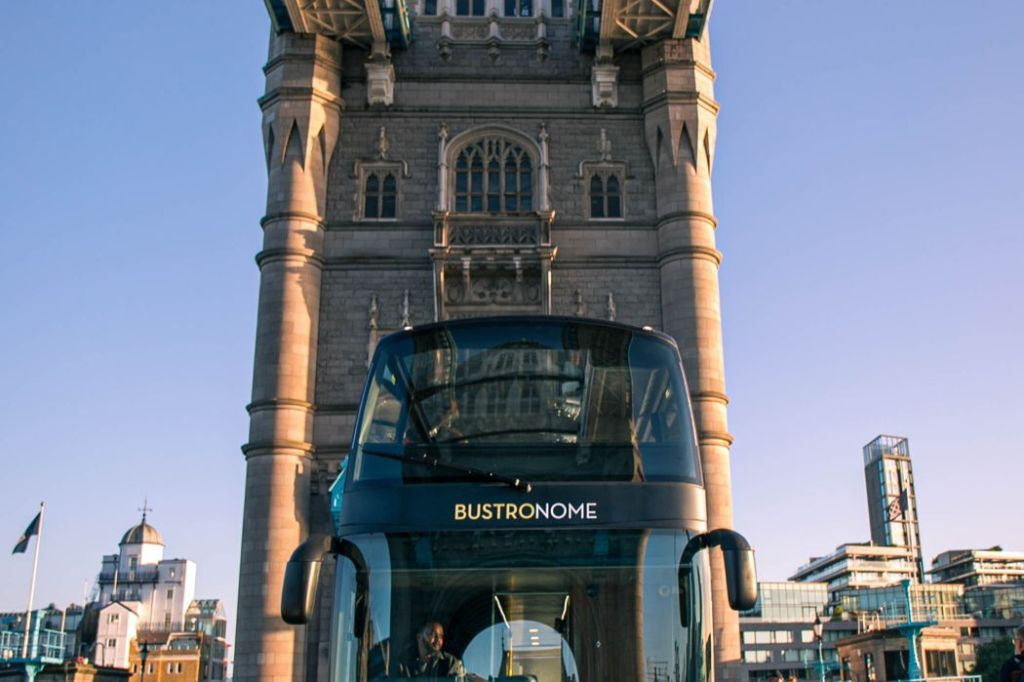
[282,316,757,682]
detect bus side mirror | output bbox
[282,536,369,631]
[679,528,758,618]
[282,534,335,624]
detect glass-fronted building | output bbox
[740,582,856,681]
[963,581,1024,620]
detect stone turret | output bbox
[641,36,740,672]
[234,33,342,682]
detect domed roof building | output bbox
[119,518,164,546]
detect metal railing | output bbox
[0,628,67,661]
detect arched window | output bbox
[589,172,622,219]
[364,172,397,219]
[454,138,534,214]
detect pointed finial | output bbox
[598,128,612,161]
[376,126,390,160]
[369,294,380,330]
[401,290,412,329]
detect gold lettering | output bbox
[454,504,466,521]
[482,504,493,520]
[519,503,535,520]
[506,503,518,520]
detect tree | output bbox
[973,637,1013,682]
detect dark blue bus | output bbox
[283,317,757,682]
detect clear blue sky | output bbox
[2,0,1022,653]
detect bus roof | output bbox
[377,315,680,350]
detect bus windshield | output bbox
[352,320,701,485]
[330,529,711,682]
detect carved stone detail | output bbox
[448,223,540,246]
[592,62,619,109]
[366,60,396,106]
[429,212,556,320]
[452,23,490,39]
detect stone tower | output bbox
[234,0,739,680]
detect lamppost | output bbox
[138,641,151,682]
[813,615,826,682]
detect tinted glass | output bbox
[354,321,701,484]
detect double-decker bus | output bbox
[282,317,757,682]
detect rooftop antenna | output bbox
[138,498,153,523]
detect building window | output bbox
[456,0,485,14]
[504,0,532,16]
[167,663,174,674]
[107,639,116,648]
[364,172,397,219]
[108,613,120,624]
[423,0,437,13]
[551,0,564,16]
[148,664,154,674]
[454,138,533,213]
[167,589,174,600]
[177,663,183,673]
[589,173,622,218]
[169,568,175,578]
[165,613,172,628]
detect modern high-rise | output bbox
[863,435,923,580]
[236,0,740,680]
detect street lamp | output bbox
[813,615,826,682]
[138,641,151,682]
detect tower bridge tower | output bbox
[236,0,739,679]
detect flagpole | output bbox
[22,501,44,659]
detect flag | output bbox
[12,512,40,554]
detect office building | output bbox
[739,582,856,681]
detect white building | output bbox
[790,542,920,596]
[930,548,1024,587]
[93,515,196,668]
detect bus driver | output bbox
[401,621,484,681]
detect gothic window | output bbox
[423,0,437,13]
[454,139,533,214]
[363,171,398,220]
[588,171,623,219]
[550,0,565,17]
[456,0,486,15]
[505,0,533,16]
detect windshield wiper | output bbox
[360,447,533,493]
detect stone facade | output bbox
[237,9,737,681]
